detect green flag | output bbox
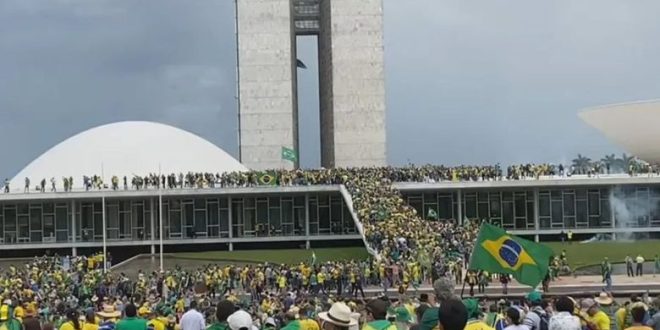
[257,172,278,186]
[376,208,389,221]
[281,146,298,162]
[468,223,553,287]
[311,251,317,265]
[427,208,438,220]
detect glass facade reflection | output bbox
[402,185,660,230]
[0,193,357,245]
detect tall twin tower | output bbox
[236,0,386,170]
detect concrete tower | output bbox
[236,0,386,170]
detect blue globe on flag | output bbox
[499,239,522,267]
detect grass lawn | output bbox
[173,247,369,264]
[543,240,660,269]
[171,241,660,269]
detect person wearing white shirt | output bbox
[549,296,581,330]
[504,307,528,330]
[180,301,206,330]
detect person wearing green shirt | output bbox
[207,301,235,330]
[362,299,396,330]
[0,305,22,330]
[116,304,148,330]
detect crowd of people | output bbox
[3,158,660,194]
[1,258,659,330]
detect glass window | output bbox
[514,194,526,218]
[551,201,562,225]
[539,195,550,217]
[4,208,16,231]
[257,200,268,224]
[269,207,281,232]
[56,207,68,230]
[588,193,600,216]
[219,209,229,233]
[502,201,513,226]
[208,203,219,226]
[439,196,453,220]
[477,203,489,220]
[169,210,181,234]
[183,204,193,227]
[563,193,575,216]
[30,208,42,232]
[463,196,474,219]
[194,210,206,234]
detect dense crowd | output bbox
[0,256,659,330]
[3,158,660,194]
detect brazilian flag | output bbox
[469,223,552,287]
[258,172,278,186]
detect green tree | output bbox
[572,154,592,174]
[600,154,617,173]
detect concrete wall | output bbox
[237,0,297,170]
[319,0,387,168]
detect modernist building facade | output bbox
[2,176,660,256]
[236,0,387,170]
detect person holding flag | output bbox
[468,223,553,288]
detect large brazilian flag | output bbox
[469,223,553,287]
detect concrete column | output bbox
[305,193,310,250]
[228,196,233,251]
[150,198,156,255]
[71,200,77,256]
[456,189,463,225]
[236,0,297,170]
[534,188,540,242]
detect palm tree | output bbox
[572,154,592,174]
[600,153,617,173]
[617,153,635,171]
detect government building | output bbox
[1,121,660,258]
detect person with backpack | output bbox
[523,291,549,330]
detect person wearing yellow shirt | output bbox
[278,275,287,293]
[582,299,610,330]
[463,299,494,330]
[83,310,99,330]
[60,310,83,330]
[623,305,652,330]
[12,304,24,322]
[617,302,649,330]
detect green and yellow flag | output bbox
[469,223,553,287]
[258,172,278,186]
[281,146,298,162]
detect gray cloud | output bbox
[2,0,660,178]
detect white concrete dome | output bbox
[579,99,660,163]
[10,121,247,191]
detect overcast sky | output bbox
[2,0,660,177]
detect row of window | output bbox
[402,186,660,230]
[0,194,357,244]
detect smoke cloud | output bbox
[609,186,655,240]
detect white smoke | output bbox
[609,186,654,240]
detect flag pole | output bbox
[102,194,107,273]
[159,163,164,272]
